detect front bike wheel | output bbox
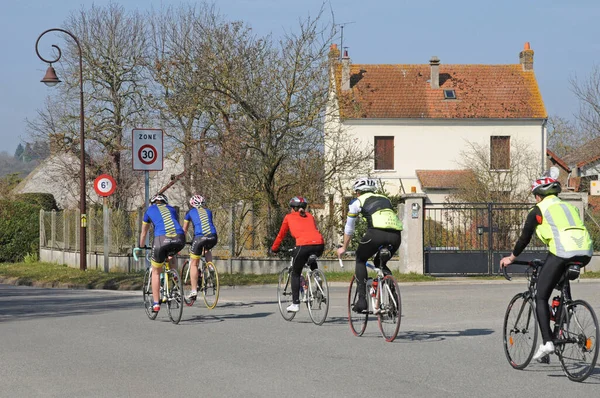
[377,275,401,342]
[201,262,220,309]
[307,269,329,326]
[277,268,296,321]
[503,293,537,369]
[181,261,196,307]
[347,275,368,336]
[166,269,184,324]
[143,268,157,320]
[556,299,599,382]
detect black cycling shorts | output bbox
[151,234,185,267]
[190,233,218,259]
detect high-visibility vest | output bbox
[535,195,593,258]
[357,192,403,231]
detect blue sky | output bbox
[1,0,599,155]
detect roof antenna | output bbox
[335,21,355,60]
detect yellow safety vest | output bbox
[357,192,403,231]
[535,195,593,258]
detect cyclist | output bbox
[499,168,593,362]
[336,177,403,313]
[271,197,324,313]
[182,194,218,300]
[138,193,186,313]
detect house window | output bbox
[375,136,394,170]
[490,136,510,170]
[444,89,456,99]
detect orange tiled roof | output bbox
[416,170,475,189]
[546,149,570,172]
[333,61,546,119]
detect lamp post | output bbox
[35,28,87,271]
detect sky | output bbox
[1,0,599,156]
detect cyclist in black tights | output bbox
[337,177,403,313]
[500,167,592,362]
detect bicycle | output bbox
[181,247,220,309]
[502,259,599,382]
[133,246,184,324]
[344,246,402,342]
[277,251,329,325]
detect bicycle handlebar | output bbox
[133,246,151,262]
[502,259,542,281]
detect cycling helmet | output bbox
[531,177,561,197]
[352,177,377,192]
[189,194,206,208]
[150,194,168,204]
[289,196,308,209]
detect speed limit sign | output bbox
[132,128,164,171]
[94,174,117,197]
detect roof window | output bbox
[444,89,456,99]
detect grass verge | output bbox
[0,262,596,291]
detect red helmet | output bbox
[289,196,308,209]
[531,177,561,197]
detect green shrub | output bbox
[13,193,58,211]
[0,200,40,262]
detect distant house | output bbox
[12,135,188,210]
[326,42,547,203]
[560,137,600,192]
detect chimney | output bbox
[430,56,440,89]
[519,42,534,71]
[329,43,340,62]
[341,49,351,91]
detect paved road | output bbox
[1,279,599,397]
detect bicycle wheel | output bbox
[556,299,599,382]
[277,268,296,321]
[307,269,329,326]
[142,268,157,320]
[503,293,537,369]
[201,262,220,309]
[181,261,196,307]
[166,269,184,324]
[347,275,368,336]
[377,275,401,342]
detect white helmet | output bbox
[352,177,377,192]
[150,194,168,204]
[189,194,206,208]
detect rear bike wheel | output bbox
[166,269,184,324]
[307,269,329,325]
[556,299,599,382]
[277,267,296,321]
[142,268,157,320]
[347,275,368,336]
[503,293,537,369]
[201,262,220,309]
[377,275,401,342]
[181,261,196,307]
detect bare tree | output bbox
[547,116,585,157]
[571,66,600,139]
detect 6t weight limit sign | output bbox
[132,129,163,171]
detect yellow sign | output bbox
[81,214,87,228]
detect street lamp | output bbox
[35,28,87,271]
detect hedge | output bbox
[13,193,58,211]
[0,200,40,262]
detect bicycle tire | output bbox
[503,293,537,369]
[377,275,401,342]
[202,262,220,309]
[307,269,329,325]
[277,268,296,321]
[347,275,368,336]
[143,268,157,320]
[166,269,184,324]
[556,299,599,382]
[181,261,196,307]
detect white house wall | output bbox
[328,118,546,197]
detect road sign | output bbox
[132,128,163,171]
[94,174,117,197]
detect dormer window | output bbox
[444,89,456,99]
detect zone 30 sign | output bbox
[132,128,164,171]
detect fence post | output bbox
[399,193,427,274]
[39,209,44,258]
[229,203,235,274]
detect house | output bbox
[560,137,600,192]
[326,42,547,203]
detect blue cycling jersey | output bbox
[142,204,184,237]
[184,207,217,236]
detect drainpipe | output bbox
[541,118,548,174]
